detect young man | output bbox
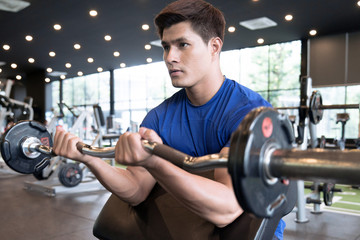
[54,0,285,239]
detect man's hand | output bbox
[115,127,163,167]
[53,126,98,164]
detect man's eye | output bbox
[180,43,189,48]
[162,45,170,51]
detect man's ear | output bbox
[210,37,223,56]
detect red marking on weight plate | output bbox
[262,117,273,138]
[40,137,50,146]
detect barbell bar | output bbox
[1,107,360,218]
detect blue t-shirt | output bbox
[141,77,284,238]
[141,78,271,156]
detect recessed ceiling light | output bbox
[49,51,56,57]
[104,35,111,41]
[25,35,33,41]
[77,71,83,76]
[257,38,265,44]
[285,14,293,21]
[46,67,53,73]
[144,44,151,50]
[3,44,10,50]
[357,1,360,7]
[142,24,150,31]
[309,29,317,36]
[97,67,103,72]
[0,68,2,73]
[89,10,98,17]
[146,58,152,63]
[45,78,50,83]
[16,75,22,80]
[120,63,126,68]
[74,43,81,50]
[65,63,71,68]
[53,24,62,30]
[11,63,17,68]
[60,75,66,80]
[28,58,35,63]
[228,26,236,33]
[87,57,94,63]
[113,51,120,57]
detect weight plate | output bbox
[0,121,52,174]
[228,107,297,218]
[309,91,323,125]
[58,163,83,187]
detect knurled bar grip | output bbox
[75,140,189,167]
[268,149,360,184]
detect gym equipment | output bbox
[1,107,360,218]
[58,162,83,187]
[276,90,359,125]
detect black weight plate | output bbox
[228,107,297,218]
[0,121,53,174]
[309,91,323,125]
[58,163,83,187]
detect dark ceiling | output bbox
[0,0,360,82]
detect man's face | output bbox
[161,21,212,88]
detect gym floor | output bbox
[1,166,360,240]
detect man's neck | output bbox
[185,73,225,106]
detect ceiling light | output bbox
[144,44,151,50]
[87,57,94,63]
[25,35,33,41]
[60,75,66,80]
[104,35,112,41]
[113,51,120,57]
[240,17,277,30]
[142,24,150,31]
[65,63,71,68]
[11,63,17,69]
[146,58,152,63]
[0,0,30,12]
[28,58,35,63]
[97,67,103,72]
[309,29,317,36]
[257,38,265,44]
[77,71,83,76]
[46,68,53,73]
[3,44,10,50]
[357,1,360,7]
[284,15,293,21]
[74,43,81,50]
[16,75,22,80]
[0,68,2,73]
[53,24,62,30]
[120,63,126,68]
[89,10,98,17]
[49,51,56,57]
[45,78,50,83]
[228,26,236,33]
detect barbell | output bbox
[1,107,360,218]
[275,90,360,125]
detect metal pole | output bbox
[269,149,360,184]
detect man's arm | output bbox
[53,129,156,205]
[144,146,243,228]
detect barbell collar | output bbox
[268,149,360,184]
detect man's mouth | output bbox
[169,69,182,76]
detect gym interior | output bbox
[1,1,360,239]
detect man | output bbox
[54,0,284,239]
